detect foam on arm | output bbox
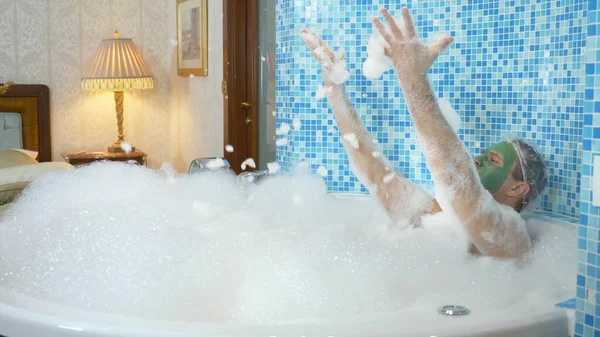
[399,75,531,258]
[326,85,434,224]
[301,29,434,224]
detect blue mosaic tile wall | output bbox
[275,0,585,219]
[576,1,600,336]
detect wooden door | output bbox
[223,0,259,174]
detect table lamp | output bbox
[81,30,154,153]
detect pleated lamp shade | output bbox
[81,30,154,91]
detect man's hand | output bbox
[300,29,349,87]
[371,8,453,81]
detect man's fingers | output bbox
[371,17,394,45]
[429,36,454,57]
[302,29,337,63]
[401,8,417,38]
[300,29,321,50]
[384,46,392,58]
[380,8,403,38]
[334,47,346,61]
[312,49,333,68]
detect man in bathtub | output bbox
[301,7,548,259]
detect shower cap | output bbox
[505,136,548,211]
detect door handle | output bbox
[241,102,251,109]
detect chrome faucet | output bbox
[237,170,270,186]
[188,157,231,174]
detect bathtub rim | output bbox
[0,287,572,337]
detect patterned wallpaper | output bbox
[0,0,224,170]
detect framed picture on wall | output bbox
[176,0,208,76]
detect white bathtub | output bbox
[0,290,572,337]
[0,213,576,337]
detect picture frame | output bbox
[176,0,208,77]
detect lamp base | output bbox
[108,142,135,153]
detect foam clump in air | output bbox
[0,161,576,326]
[225,144,234,153]
[277,123,291,135]
[293,119,302,130]
[363,33,393,80]
[241,158,256,171]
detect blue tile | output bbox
[580,275,588,287]
[276,0,583,219]
[586,314,594,326]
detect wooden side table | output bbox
[61,150,147,166]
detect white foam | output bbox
[383,172,395,184]
[276,123,291,136]
[316,166,328,177]
[0,162,576,325]
[482,231,495,244]
[267,162,281,174]
[342,133,359,149]
[160,163,178,184]
[276,138,288,146]
[292,193,304,205]
[120,142,132,153]
[241,158,256,171]
[293,119,302,130]
[362,33,393,80]
[329,62,350,85]
[225,145,234,153]
[316,85,332,100]
[438,98,462,133]
[314,44,350,85]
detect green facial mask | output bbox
[474,141,518,193]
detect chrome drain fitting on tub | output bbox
[437,305,470,316]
